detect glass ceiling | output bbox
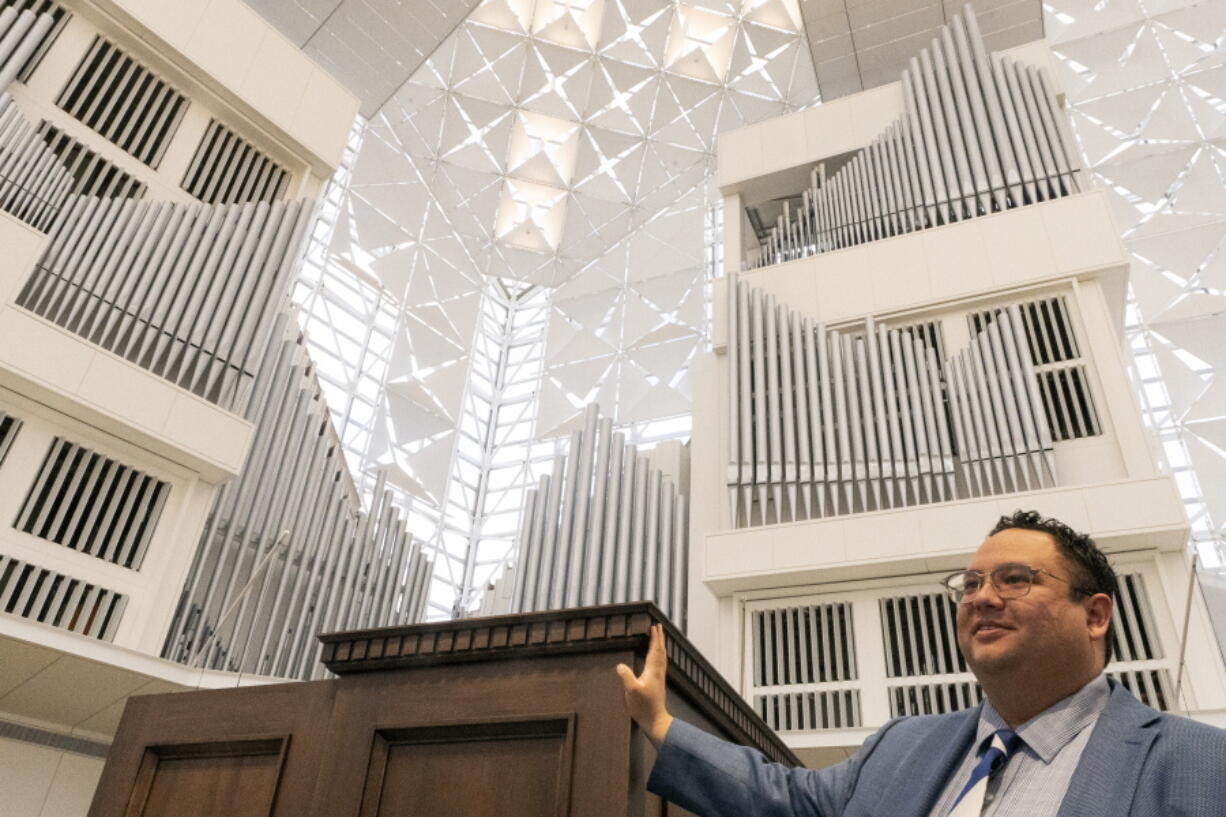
[293,0,819,615]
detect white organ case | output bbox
[688,5,1226,765]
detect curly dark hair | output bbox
[988,510,1118,664]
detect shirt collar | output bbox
[976,674,1110,763]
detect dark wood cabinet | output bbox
[89,603,799,817]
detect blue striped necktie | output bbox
[947,728,1023,817]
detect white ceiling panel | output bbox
[244,0,485,116]
[798,0,1044,100]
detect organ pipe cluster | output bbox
[0,9,65,231]
[725,277,1056,527]
[494,403,688,629]
[945,308,1056,497]
[0,94,72,230]
[0,4,432,677]
[17,195,313,413]
[747,4,1080,270]
[163,311,433,680]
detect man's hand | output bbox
[616,623,674,748]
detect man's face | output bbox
[955,528,1097,679]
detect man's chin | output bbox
[965,645,1020,676]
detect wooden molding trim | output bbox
[318,602,800,766]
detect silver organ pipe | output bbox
[791,313,813,519]
[0,9,51,92]
[598,432,625,604]
[920,46,963,221]
[727,272,741,525]
[658,481,673,614]
[643,468,661,600]
[856,338,880,508]
[865,318,891,507]
[491,405,689,628]
[765,294,783,515]
[724,282,1059,526]
[537,452,566,608]
[745,4,1081,271]
[778,303,798,520]
[614,445,636,600]
[934,30,982,216]
[736,281,753,520]
[553,425,584,609]
[628,453,648,597]
[509,485,537,612]
[829,326,851,513]
[581,416,613,605]
[816,318,835,515]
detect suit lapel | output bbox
[1055,682,1159,817]
[876,708,979,817]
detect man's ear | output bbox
[1084,593,1112,641]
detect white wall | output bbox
[0,736,103,817]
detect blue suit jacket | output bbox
[648,681,1226,817]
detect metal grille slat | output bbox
[0,409,22,466]
[1108,669,1175,712]
[882,592,961,678]
[888,681,983,717]
[55,36,189,167]
[35,122,146,199]
[752,601,856,691]
[14,437,169,569]
[0,555,125,641]
[1109,573,1161,663]
[754,690,864,731]
[182,119,289,205]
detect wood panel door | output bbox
[88,681,335,817]
[357,717,575,817]
[124,738,287,817]
[315,652,633,817]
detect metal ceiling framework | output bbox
[285,0,819,615]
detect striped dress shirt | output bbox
[927,674,1111,817]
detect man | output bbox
[617,510,1226,816]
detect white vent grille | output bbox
[1111,572,1162,662]
[752,602,858,686]
[1,0,69,83]
[14,437,169,570]
[36,122,146,198]
[55,36,188,168]
[881,592,967,677]
[0,409,20,467]
[0,719,109,757]
[0,553,126,639]
[889,680,983,717]
[181,119,289,205]
[970,296,1100,441]
[755,690,862,730]
[1109,668,1174,712]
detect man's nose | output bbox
[969,580,1005,609]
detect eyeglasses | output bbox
[941,563,1092,604]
